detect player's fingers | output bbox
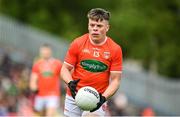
[74,79,80,84]
[71,92,76,99]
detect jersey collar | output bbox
[42,57,54,62]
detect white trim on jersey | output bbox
[110,71,122,73]
[64,61,74,68]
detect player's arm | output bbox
[90,72,121,112]
[102,46,123,99]
[60,62,74,84]
[29,72,38,91]
[61,40,80,98]
[61,39,79,84]
[61,63,80,99]
[102,72,121,99]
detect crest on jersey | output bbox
[103,52,110,59]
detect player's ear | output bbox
[106,24,110,32]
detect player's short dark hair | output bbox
[87,8,110,21]
[41,43,52,48]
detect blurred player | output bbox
[29,43,62,116]
[61,8,123,116]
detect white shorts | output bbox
[34,95,60,112]
[64,95,108,117]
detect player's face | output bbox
[39,47,52,59]
[88,19,109,44]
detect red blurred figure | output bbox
[141,107,155,116]
[29,43,62,116]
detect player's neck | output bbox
[42,57,53,61]
[89,35,107,46]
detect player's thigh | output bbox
[46,96,60,109]
[64,95,83,117]
[34,96,45,112]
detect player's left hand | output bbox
[90,93,106,112]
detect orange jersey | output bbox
[32,58,62,96]
[65,33,123,95]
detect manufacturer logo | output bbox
[82,49,90,54]
[80,60,108,72]
[84,88,99,99]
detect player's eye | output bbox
[90,24,95,27]
[97,25,103,28]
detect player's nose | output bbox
[93,26,98,31]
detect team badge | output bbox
[103,52,110,59]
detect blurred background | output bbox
[0,0,180,116]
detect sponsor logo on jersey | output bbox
[80,59,108,72]
[42,71,53,77]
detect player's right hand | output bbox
[68,79,80,99]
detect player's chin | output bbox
[91,36,100,41]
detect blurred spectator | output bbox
[0,53,12,77]
[0,51,32,116]
[0,89,8,116]
[108,92,129,116]
[108,92,143,116]
[16,67,30,93]
[17,92,34,116]
[9,63,25,83]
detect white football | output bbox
[75,86,100,111]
